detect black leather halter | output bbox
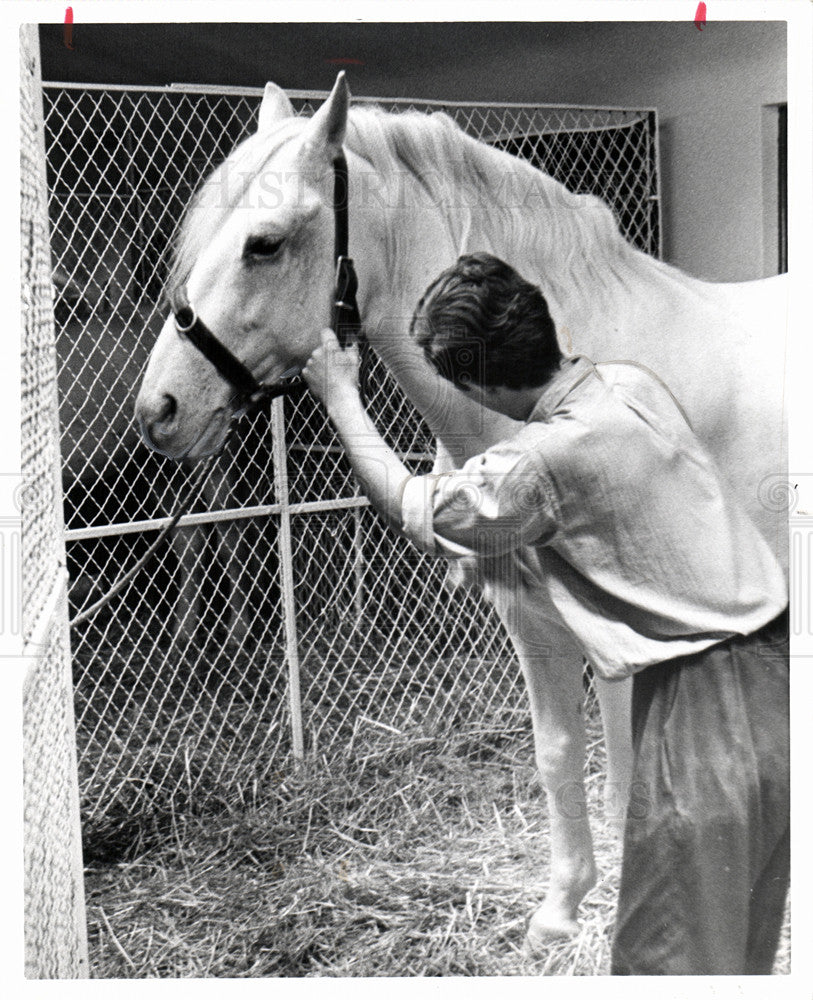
[170,152,362,414]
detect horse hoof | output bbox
[524,907,581,955]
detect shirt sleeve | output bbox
[400,444,558,558]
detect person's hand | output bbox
[302,328,360,407]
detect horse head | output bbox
[135,75,353,460]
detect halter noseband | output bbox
[170,152,362,414]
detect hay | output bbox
[83,701,790,977]
[73,617,530,860]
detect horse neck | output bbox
[354,142,678,330]
[349,171,519,452]
[348,144,703,451]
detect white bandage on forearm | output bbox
[400,474,437,555]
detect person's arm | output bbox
[303,329,557,555]
[302,329,410,531]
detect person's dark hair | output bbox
[410,253,561,391]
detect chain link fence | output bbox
[22,27,88,978]
[42,83,659,851]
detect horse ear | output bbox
[302,72,350,157]
[257,82,295,132]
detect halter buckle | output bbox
[174,304,198,337]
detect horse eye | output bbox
[243,235,284,260]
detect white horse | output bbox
[135,75,788,948]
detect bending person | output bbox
[302,252,789,976]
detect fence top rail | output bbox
[64,494,373,542]
[41,80,656,116]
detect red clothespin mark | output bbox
[695,2,707,31]
[64,7,74,50]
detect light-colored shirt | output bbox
[401,356,787,680]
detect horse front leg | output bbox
[487,577,597,945]
[593,674,633,840]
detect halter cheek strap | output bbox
[331,152,362,349]
[171,151,362,414]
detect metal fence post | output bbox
[271,399,304,762]
[352,502,365,625]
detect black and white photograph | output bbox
[15,1,813,988]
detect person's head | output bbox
[410,253,562,395]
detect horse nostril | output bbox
[138,392,179,450]
[160,393,177,425]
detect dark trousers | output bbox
[611,609,790,975]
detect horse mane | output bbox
[343,107,678,317]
